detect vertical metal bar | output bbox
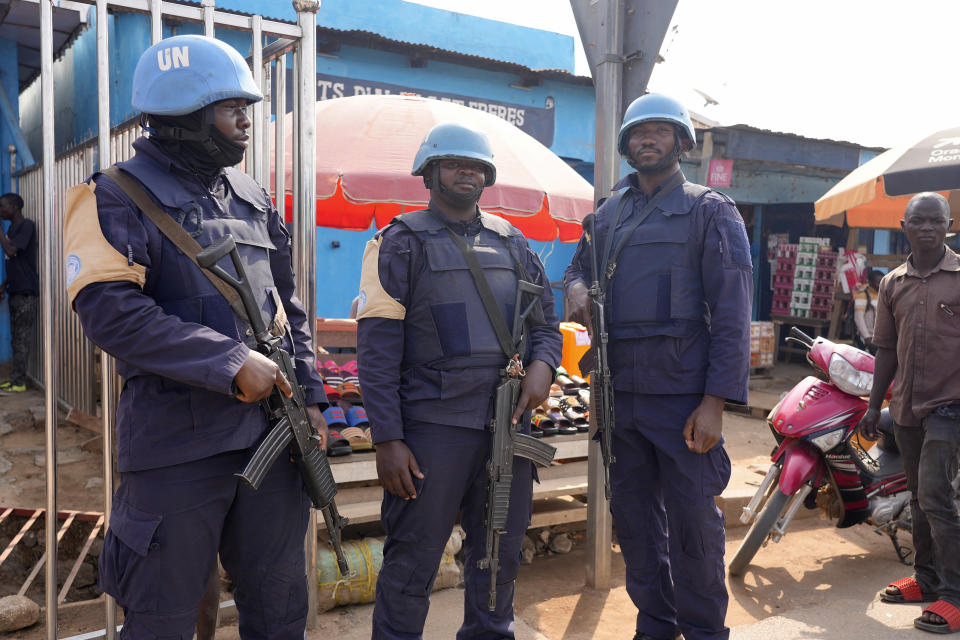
[261,60,271,191]
[751,205,763,322]
[250,15,264,182]
[150,0,162,43]
[584,0,622,591]
[290,48,300,249]
[8,144,14,191]
[96,1,118,635]
[202,0,215,36]
[293,0,319,627]
[275,55,286,222]
[40,0,60,635]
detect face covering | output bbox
[147,106,245,178]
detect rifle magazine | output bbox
[237,418,295,489]
[512,432,556,467]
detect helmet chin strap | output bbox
[432,164,484,206]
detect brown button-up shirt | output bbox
[872,247,960,426]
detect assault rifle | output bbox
[478,279,557,612]
[579,213,616,500]
[196,234,350,576]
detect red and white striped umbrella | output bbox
[272,94,592,242]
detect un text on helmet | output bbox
[157,46,190,71]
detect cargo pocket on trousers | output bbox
[99,498,162,609]
[701,444,731,497]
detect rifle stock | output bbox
[197,235,351,576]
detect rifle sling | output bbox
[444,228,518,360]
[101,166,247,320]
[599,172,685,292]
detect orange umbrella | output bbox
[815,128,960,229]
[271,94,592,242]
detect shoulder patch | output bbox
[63,180,147,307]
[355,235,406,321]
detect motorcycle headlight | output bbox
[810,429,844,452]
[828,352,873,397]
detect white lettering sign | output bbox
[157,46,190,71]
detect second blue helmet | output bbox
[132,35,263,116]
[617,93,696,156]
[411,122,497,187]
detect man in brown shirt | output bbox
[860,192,960,634]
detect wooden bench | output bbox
[321,433,591,531]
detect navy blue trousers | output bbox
[99,450,311,639]
[610,393,731,640]
[372,421,533,640]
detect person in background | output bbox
[0,193,38,393]
[859,192,960,635]
[564,93,753,640]
[853,268,883,353]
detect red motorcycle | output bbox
[728,327,910,576]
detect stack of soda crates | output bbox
[811,245,839,320]
[772,243,797,316]
[791,237,828,318]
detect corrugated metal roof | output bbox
[2,0,90,90]
[315,25,594,86]
[712,123,886,152]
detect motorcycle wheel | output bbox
[728,488,790,576]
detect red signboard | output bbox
[707,158,733,188]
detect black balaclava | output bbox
[146,105,246,179]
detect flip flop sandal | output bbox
[546,396,561,411]
[326,430,353,456]
[363,427,376,450]
[549,410,577,435]
[549,383,563,398]
[569,375,588,389]
[323,384,341,403]
[559,397,587,414]
[340,360,359,377]
[555,366,569,378]
[338,381,362,403]
[915,600,960,634]
[319,360,341,378]
[340,426,374,452]
[577,388,591,406]
[564,409,589,432]
[532,412,558,437]
[324,375,344,387]
[882,577,937,604]
[555,375,579,395]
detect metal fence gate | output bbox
[12,0,320,636]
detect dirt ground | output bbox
[5,360,904,639]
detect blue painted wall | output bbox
[12,1,593,331]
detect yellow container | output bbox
[559,321,591,378]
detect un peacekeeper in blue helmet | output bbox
[357,122,561,638]
[564,92,752,640]
[64,35,327,638]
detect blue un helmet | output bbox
[617,93,696,156]
[411,122,496,187]
[132,35,262,116]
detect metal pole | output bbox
[250,15,264,182]
[293,0,319,628]
[150,0,162,42]
[95,1,118,636]
[261,60,272,187]
[40,0,60,636]
[583,0,623,591]
[202,0,214,36]
[8,144,15,192]
[275,55,286,223]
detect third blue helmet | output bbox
[132,35,262,116]
[411,123,496,186]
[617,93,696,156]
